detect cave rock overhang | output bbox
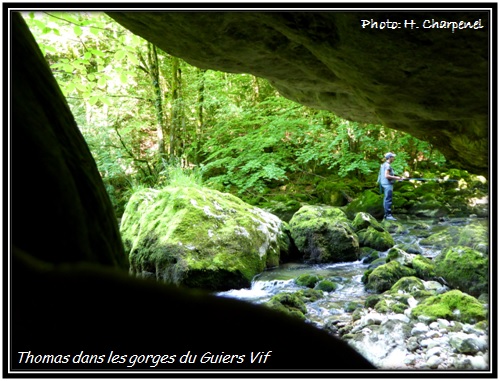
[106,11,490,177]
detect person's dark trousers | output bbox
[382,184,394,216]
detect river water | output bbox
[216,217,487,332]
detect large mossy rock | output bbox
[363,260,417,293]
[289,205,359,263]
[411,290,487,324]
[357,226,395,251]
[351,212,384,232]
[434,246,488,297]
[120,186,289,291]
[351,212,394,251]
[344,190,384,220]
[265,292,308,320]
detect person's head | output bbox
[385,152,396,162]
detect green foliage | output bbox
[157,162,205,188]
[23,11,449,208]
[202,98,303,194]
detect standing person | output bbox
[377,152,404,221]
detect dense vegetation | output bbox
[24,11,448,217]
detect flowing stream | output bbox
[217,217,485,332]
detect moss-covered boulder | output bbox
[411,254,436,280]
[357,226,395,251]
[373,297,408,314]
[388,276,426,295]
[364,295,383,309]
[265,292,308,320]
[434,246,488,297]
[295,273,322,288]
[351,212,385,232]
[314,279,338,292]
[344,190,384,220]
[411,290,487,324]
[296,288,325,302]
[120,186,289,290]
[386,247,415,267]
[364,260,417,293]
[289,205,359,263]
[265,288,324,320]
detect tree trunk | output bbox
[147,42,166,164]
[170,56,182,161]
[195,68,206,164]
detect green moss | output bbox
[411,290,435,301]
[381,220,407,234]
[388,276,425,295]
[411,255,436,280]
[265,292,307,320]
[296,288,325,302]
[364,260,417,293]
[392,294,411,305]
[396,243,422,255]
[314,279,338,292]
[364,295,382,308]
[295,273,323,288]
[475,320,488,331]
[360,247,379,264]
[289,205,359,263]
[351,309,362,322]
[357,226,395,251]
[351,212,384,232]
[344,190,384,220]
[121,186,286,290]
[361,269,373,284]
[386,248,398,262]
[374,299,389,313]
[391,302,408,314]
[434,246,488,297]
[345,301,362,313]
[315,180,350,206]
[411,290,487,324]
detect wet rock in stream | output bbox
[217,217,490,371]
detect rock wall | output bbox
[12,12,127,268]
[107,11,489,176]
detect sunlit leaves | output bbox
[73,25,82,36]
[114,49,127,60]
